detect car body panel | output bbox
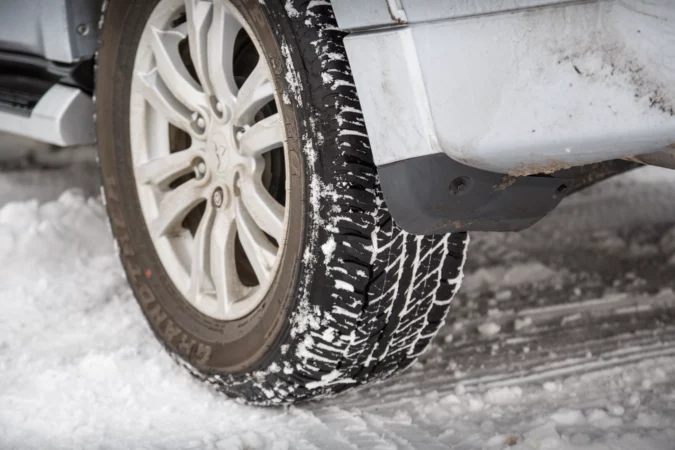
[0,0,101,63]
[337,0,675,175]
[333,0,581,29]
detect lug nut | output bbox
[194,159,207,179]
[213,188,223,207]
[76,23,90,36]
[192,112,207,134]
[236,125,249,140]
[449,176,472,196]
[210,97,230,121]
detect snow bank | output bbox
[2,163,675,449]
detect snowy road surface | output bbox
[1,142,675,449]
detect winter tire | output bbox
[96,0,469,404]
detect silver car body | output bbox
[334,0,675,175]
[0,0,674,175]
[0,0,101,146]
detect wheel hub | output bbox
[209,133,231,173]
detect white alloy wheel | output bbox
[129,0,288,320]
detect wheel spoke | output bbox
[136,69,194,133]
[185,0,213,93]
[235,197,277,284]
[209,211,238,314]
[151,179,205,237]
[239,176,285,242]
[188,204,215,299]
[238,113,284,158]
[150,26,207,113]
[233,61,275,127]
[136,147,201,188]
[207,1,241,105]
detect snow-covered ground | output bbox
[1,140,674,449]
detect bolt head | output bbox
[197,162,206,173]
[449,176,472,196]
[555,184,569,197]
[236,126,249,140]
[76,23,90,36]
[197,117,206,129]
[216,102,223,112]
[213,189,223,207]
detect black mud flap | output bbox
[378,153,637,234]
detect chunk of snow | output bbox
[462,267,507,294]
[440,394,461,405]
[503,262,556,286]
[411,361,424,370]
[570,433,592,445]
[628,391,641,406]
[478,322,501,337]
[484,386,522,404]
[543,381,559,392]
[320,236,336,265]
[467,397,484,412]
[321,328,335,343]
[463,262,558,294]
[561,313,582,325]
[520,422,561,449]
[306,370,354,390]
[284,0,299,17]
[334,280,354,292]
[514,316,533,331]
[551,408,586,425]
[495,290,512,301]
[586,408,624,429]
[608,404,625,416]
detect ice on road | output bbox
[1,160,675,449]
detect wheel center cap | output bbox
[208,133,229,173]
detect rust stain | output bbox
[493,175,517,192]
[434,219,475,232]
[453,152,580,178]
[508,160,577,177]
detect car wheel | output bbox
[96,0,469,404]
